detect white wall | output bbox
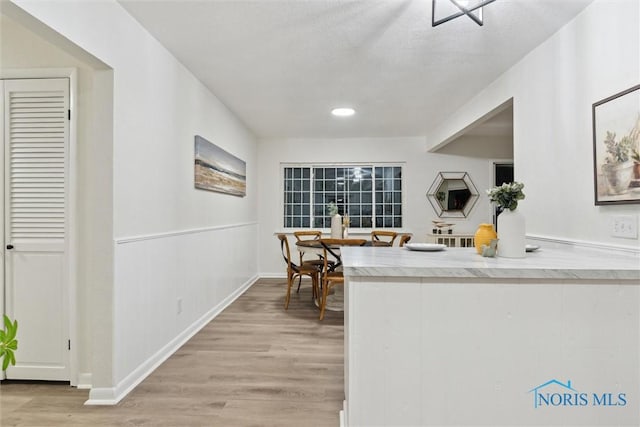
[427,0,640,250]
[110,222,257,403]
[258,137,504,275]
[7,0,259,402]
[437,135,514,159]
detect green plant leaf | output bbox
[2,353,10,371]
[6,319,17,342]
[1,314,18,371]
[6,315,17,332]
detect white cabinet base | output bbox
[341,247,640,426]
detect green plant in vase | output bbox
[486,181,525,211]
[327,201,339,216]
[486,182,526,258]
[601,131,635,194]
[604,132,633,163]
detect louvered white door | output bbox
[3,78,69,381]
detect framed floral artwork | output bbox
[592,84,640,205]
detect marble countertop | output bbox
[341,245,640,281]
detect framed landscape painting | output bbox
[592,84,640,205]
[194,135,246,197]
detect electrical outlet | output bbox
[177,298,183,315]
[611,215,638,239]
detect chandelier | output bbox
[432,0,497,27]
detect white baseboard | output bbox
[76,372,92,389]
[527,234,640,254]
[259,273,286,279]
[84,273,259,406]
[340,400,347,427]
[84,387,117,405]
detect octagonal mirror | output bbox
[427,172,478,218]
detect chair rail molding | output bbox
[526,234,640,255]
[115,221,259,244]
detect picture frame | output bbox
[592,84,640,205]
[426,171,479,218]
[194,135,246,197]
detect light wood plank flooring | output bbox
[0,278,344,426]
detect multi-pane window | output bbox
[374,166,403,228]
[283,167,311,227]
[283,164,403,229]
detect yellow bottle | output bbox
[474,223,497,254]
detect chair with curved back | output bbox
[318,238,367,320]
[293,230,335,292]
[293,230,323,267]
[277,234,319,309]
[398,233,412,247]
[371,230,399,246]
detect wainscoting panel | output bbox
[97,222,258,404]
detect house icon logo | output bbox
[528,379,579,409]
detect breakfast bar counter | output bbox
[339,245,640,427]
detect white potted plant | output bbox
[327,202,343,238]
[601,131,635,194]
[487,182,526,258]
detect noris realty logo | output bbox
[528,379,627,409]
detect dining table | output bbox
[295,239,391,312]
[295,239,391,270]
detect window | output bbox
[283,164,403,229]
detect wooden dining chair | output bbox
[398,233,412,247]
[371,230,399,246]
[293,230,322,266]
[277,234,319,309]
[293,230,334,292]
[318,238,367,320]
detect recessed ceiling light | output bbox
[331,107,355,117]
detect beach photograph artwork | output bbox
[194,135,246,197]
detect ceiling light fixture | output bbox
[432,0,496,27]
[331,107,355,117]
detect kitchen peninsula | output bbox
[340,245,640,427]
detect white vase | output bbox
[497,208,525,258]
[602,161,634,195]
[331,214,343,238]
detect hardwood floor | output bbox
[0,278,344,426]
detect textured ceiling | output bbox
[118,0,594,139]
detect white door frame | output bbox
[0,68,78,385]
